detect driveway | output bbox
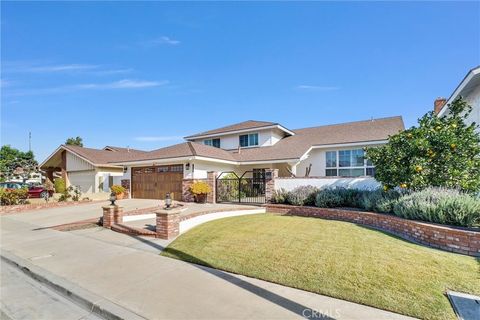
[4,199,159,228]
[0,202,414,320]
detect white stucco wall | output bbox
[191,128,286,150]
[296,144,383,177]
[464,84,480,133]
[275,177,380,191]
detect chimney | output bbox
[434,97,447,114]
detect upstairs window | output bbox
[204,138,220,148]
[239,133,259,147]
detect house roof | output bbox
[229,116,405,162]
[184,120,288,139]
[438,66,480,117]
[41,116,404,168]
[103,146,147,153]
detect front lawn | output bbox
[162,214,480,320]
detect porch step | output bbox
[111,223,157,237]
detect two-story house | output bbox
[435,66,480,133]
[40,116,404,201]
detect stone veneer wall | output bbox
[181,171,217,203]
[265,204,480,257]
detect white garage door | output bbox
[68,171,95,194]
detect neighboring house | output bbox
[40,117,404,200]
[40,145,147,194]
[435,66,480,132]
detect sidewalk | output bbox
[0,209,415,320]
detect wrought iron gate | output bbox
[216,170,266,204]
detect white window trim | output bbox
[325,150,375,177]
[239,133,259,148]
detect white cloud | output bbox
[22,64,99,73]
[3,62,134,75]
[5,79,169,96]
[142,36,181,47]
[74,79,169,90]
[134,136,183,142]
[295,85,340,91]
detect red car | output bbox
[0,182,53,199]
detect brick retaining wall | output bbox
[0,200,98,215]
[265,204,480,257]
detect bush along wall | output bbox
[271,186,480,228]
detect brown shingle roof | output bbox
[45,116,404,167]
[107,142,237,163]
[228,116,404,162]
[185,120,278,139]
[61,145,146,166]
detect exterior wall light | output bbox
[110,192,117,206]
[165,192,172,208]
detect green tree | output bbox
[367,98,480,193]
[65,136,83,147]
[0,145,38,182]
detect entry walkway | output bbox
[0,203,414,320]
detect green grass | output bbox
[162,214,480,320]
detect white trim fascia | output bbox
[236,158,300,165]
[438,67,480,117]
[114,155,300,167]
[194,156,238,165]
[112,156,194,166]
[185,124,295,140]
[298,140,388,161]
[39,145,121,170]
[39,145,64,168]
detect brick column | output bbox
[265,169,278,203]
[182,179,195,202]
[155,209,181,239]
[206,171,217,204]
[102,206,115,228]
[113,206,124,224]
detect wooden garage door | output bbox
[131,165,183,200]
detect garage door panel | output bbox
[69,171,95,194]
[132,165,183,200]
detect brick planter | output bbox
[155,208,181,239]
[265,204,480,257]
[102,205,123,228]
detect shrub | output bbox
[357,189,401,213]
[58,185,82,202]
[271,188,289,204]
[190,181,211,195]
[315,189,344,208]
[110,185,126,195]
[0,187,29,205]
[393,187,480,227]
[44,178,54,192]
[54,178,66,193]
[286,186,319,206]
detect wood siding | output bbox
[131,165,183,200]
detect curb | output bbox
[0,250,146,320]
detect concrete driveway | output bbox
[4,199,160,228]
[0,201,415,320]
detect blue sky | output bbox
[1,1,479,162]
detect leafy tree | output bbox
[65,136,83,147]
[0,145,38,182]
[367,98,480,193]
